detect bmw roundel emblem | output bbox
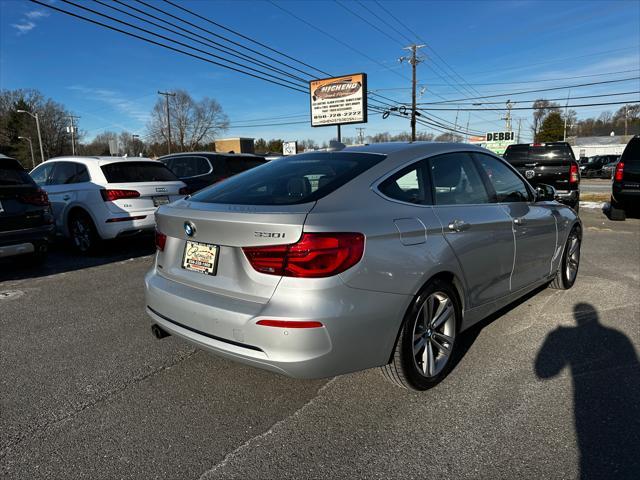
[184,221,196,237]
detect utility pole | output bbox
[18,136,35,168]
[132,134,140,156]
[17,109,45,163]
[356,127,365,144]
[502,100,513,132]
[157,91,176,154]
[67,115,80,155]
[465,113,470,143]
[399,44,425,142]
[563,90,571,141]
[517,118,522,144]
[624,105,628,136]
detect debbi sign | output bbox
[310,73,367,127]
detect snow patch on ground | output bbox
[580,201,607,210]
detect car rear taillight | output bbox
[100,189,140,201]
[570,163,579,183]
[155,230,167,251]
[243,232,365,278]
[19,188,50,206]
[614,162,625,181]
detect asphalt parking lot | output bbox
[1,207,638,480]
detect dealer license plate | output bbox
[153,196,170,207]
[182,241,219,275]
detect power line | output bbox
[417,100,637,111]
[432,90,640,106]
[161,0,330,77]
[59,0,308,91]
[414,76,640,104]
[30,0,308,93]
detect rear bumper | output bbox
[612,184,640,208]
[0,224,54,258]
[555,189,579,207]
[97,212,156,239]
[144,267,411,379]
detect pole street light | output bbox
[16,109,45,164]
[18,136,35,169]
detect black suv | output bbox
[503,142,580,211]
[0,155,55,264]
[159,152,266,193]
[609,135,640,220]
[580,154,619,178]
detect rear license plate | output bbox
[182,241,219,275]
[153,196,170,207]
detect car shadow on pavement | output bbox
[0,234,155,282]
[535,303,640,479]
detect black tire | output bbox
[550,226,581,290]
[608,197,626,221]
[69,211,101,255]
[381,278,461,391]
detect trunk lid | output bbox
[155,200,314,303]
[503,143,578,191]
[103,181,185,213]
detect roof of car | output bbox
[45,156,160,165]
[158,151,264,159]
[342,141,489,156]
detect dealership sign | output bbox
[310,73,367,127]
[282,141,297,156]
[484,131,516,155]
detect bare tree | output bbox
[147,89,229,152]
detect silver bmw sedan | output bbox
[145,142,581,391]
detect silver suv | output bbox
[145,143,581,390]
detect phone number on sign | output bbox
[313,111,362,120]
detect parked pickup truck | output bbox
[503,142,580,211]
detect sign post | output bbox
[310,73,367,138]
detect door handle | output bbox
[448,219,470,232]
[514,217,526,226]
[63,195,71,201]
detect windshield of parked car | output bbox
[189,152,386,205]
[101,161,179,183]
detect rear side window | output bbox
[474,153,531,202]
[164,156,211,178]
[379,161,430,205]
[101,161,178,183]
[0,160,34,186]
[30,162,55,186]
[503,144,575,164]
[190,152,386,205]
[621,137,640,165]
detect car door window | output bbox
[165,156,210,177]
[378,160,430,205]
[49,162,81,185]
[429,152,489,205]
[30,162,55,186]
[71,163,90,183]
[473,153,531,203]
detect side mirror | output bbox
[536,184,556,202]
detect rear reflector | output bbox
[100,189,140,202]
[256,320,324,329]
[19,188,50,207]
[243,232,365,278]
[155,230,167,251]
[614,161,625,181]
[570,163,579,183]
[106,215,146,223]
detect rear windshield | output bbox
[190,152,386,205]
[503,144,575,164]
[101,161,178,183]
[621,137,640,165]
[0,160,35,186]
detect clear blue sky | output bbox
[1,0,639,144]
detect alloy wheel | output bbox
[565,233,580,283]
[412,292,456,378]
[72,218,92,252]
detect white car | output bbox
[30,157,187,253]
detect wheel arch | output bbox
[65,205,98,238]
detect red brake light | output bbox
[100,189,140,202]
[243,232,365,278]
[155,230,167,251]
[19,188,50,206]
[256,320,324,329]
[179,187,190,195]
[614,161,624,181]
[570,163,579,183]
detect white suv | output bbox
[30,157,187,253]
